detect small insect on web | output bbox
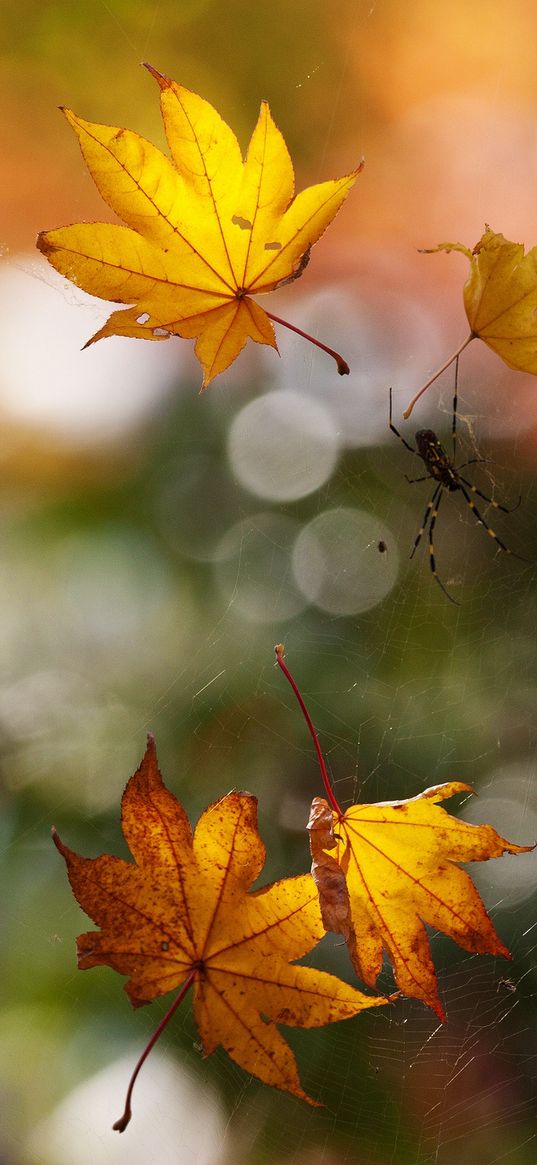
[389,357,522,603]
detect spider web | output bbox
[2,2,537,1164]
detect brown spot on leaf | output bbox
[232,215,253,231]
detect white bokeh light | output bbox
[0,260,184,444]
[227,390,340,501]
[292,507,399,615]
[27,1052,229,1165]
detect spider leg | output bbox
[451,354,460,459]
[458,475,521,514]
[457,457,491,470]
[389,387,416,455]
[458,482,522,556]
[405,474,429,484]
[410,484,441,560]
[423,489,460,604]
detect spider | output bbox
[389,362,521,603]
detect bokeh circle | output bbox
[227,390,339,501]
[292,507,399,615]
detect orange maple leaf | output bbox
[37,65,360,388]
[308,785,532,1020]
[52,737,386,1126]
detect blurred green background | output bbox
[2,1,537,1162]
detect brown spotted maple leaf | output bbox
[53,737,386,1128]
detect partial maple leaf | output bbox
[308,785,533,1020]
[52,738,386,1124]
[404,226,537,417]
[37,65,361,388]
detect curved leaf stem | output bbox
[265,311,350,376]
[275,645,342,817]
[402,333,475,419]
[113,970,196,1132]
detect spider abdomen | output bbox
[415,429,460,490]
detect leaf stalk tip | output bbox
[265,312,350,376]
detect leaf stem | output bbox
[265,311,350,376]
[275,645,343,817]
[113,970,196,1132]
[402,333,475,419]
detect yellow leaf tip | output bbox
[143,62,170,90]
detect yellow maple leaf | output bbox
[404,226,537,417]
[308,785,532,1020]
[275,644,533,1022]
[52,737,385,1128]
[37,65,360,388]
